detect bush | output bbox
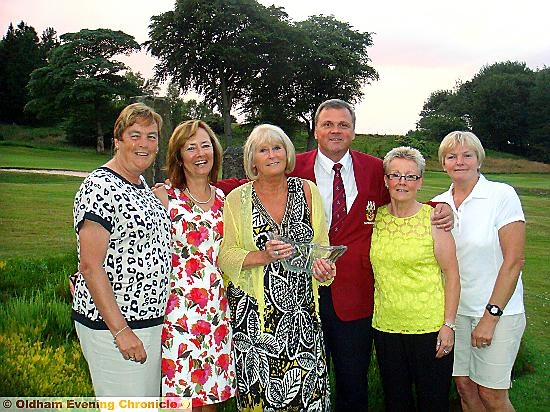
[0,326,93,396]
[0,253,76,304]
[0,292,75,342]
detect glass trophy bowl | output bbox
[269,232,347,274]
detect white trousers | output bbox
[75,322,162,396]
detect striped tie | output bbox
[331,163,347,234]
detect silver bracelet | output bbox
[443,321,456,331]
[112,325,130,344]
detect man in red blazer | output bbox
[290,99,452,411]
[288,99,389,411]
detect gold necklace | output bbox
[185,186,214,204]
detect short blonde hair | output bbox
[113,103,162,141]
[243,124,296,180]
[383,146,425,175]
[438,131,485,168]
[165,120,222,189]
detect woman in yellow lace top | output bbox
[370,146,460,411]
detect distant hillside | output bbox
[353,133,550,174]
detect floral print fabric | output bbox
[228,177,330,411]
[161,186,237,407]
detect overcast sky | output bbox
[2,0,549,134]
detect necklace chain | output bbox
[185,186,214,204]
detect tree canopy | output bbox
[0,21,57,124]
[148,0,279,146]
[26,29,142,152]
[246,14,378,149]
[147,0,378,147]
[412,61,550,162]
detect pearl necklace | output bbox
[185,186,214,204]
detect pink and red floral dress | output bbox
[161,186,237,407]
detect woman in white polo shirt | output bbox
[433,131,526,412]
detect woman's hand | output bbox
[265,239,293,264]
[151,184,169,209]
[312,258,336,283]
[435,325,455,358]
[114,327,147,364]
[471,316,498,348]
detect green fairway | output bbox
[0,172,83,258]
[0,142,109,171]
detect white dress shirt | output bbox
[314,150,358,228]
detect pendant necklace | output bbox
[185,185,214,204]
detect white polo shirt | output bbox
[432,174,525,317]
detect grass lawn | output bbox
[0,141,110,171]
[0,140,549,409]
[0,172,83,259]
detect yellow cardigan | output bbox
[219,179,332,329]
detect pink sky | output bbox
[2,0,549,134]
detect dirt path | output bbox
[0,168,89,177]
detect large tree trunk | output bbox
[302,116,316,151]
[220,77,233,147]
[96,116,104,153]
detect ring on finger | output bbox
[274,250,279,256]
[443,349,449,354]
[129,356,135,361]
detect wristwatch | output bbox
[486,303,503,316]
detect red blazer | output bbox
[290,150,390,321]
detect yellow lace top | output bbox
[371,204,444,333]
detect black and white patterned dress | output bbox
[228,177,330,411]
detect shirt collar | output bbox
[316,149,352,174]
[449,174,490,199]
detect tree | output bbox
[165,82,225,134]
[26,29,141,152]
[416,113,469,142]
[0,22,46,124]
[124,71,160,98]
[39,27,59,60]
[413,89,469,141]
[466,62,534,152]
[293,15,378,149]
[527,67,550,160]
[413,61,550,160]
[245,14,378,149]
[148,0,279,146]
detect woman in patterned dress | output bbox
[154,120,237,411]
[219,124,335,411]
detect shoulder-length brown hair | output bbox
[165,120,223,189]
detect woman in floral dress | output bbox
[219,124,335,411]
[154,120,236,411]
